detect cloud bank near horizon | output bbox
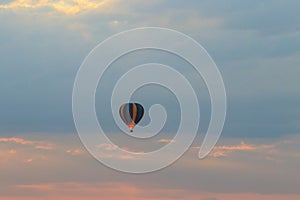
[0,133,300,199]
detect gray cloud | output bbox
[0,1,299,139]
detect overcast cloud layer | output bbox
[0,0,299,137]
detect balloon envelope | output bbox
[119,103,144,132]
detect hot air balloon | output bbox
[119,103,144,132]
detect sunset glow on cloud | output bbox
[0,134,300,199]
[0,0,106,14]
[0,137,53,150]
[158,138,176,143]
[208,141,275,158]
[2,181,300,200]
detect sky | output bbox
[0,0,300,199]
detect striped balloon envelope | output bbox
[119,103,144,132]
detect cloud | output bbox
[0,0,299,138]
[16,183,55,191]
[204,141,274,158]
[158,139,176,143]
[34,145,53,150]
[97,143,118,151]
[191,140,278,158]
[0,137,53,150]
[66,148,85,155]
[24,158,33,163]
[7,181,207,200]
[8,149,16,155]
[0,0,106,15]
[95,143,140,160]
[5,181,300,200]
[0,137,35,145]
[0,134,300,198]
[0,136,79,165]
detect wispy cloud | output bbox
[16,183,55,191]
[7,181,300,200]
[210,141,275,158]
[191,140,276,158]
[8,149,17,155]
[158,139,176,143]
[212,141,275,158]
[95,143,144,160]
[0,137,35,145]
[0,134,300,198]
[24,158,33,163]
[0,137,75,165]
[66,148,85,155]
[10,182,190,200]
[0,137,53,150]
[0,0,106,15]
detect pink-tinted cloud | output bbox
[15,183,55,191]
[0,137,53,150]
[0,134,299,200]
[204,141,275,158]
[0,137,35,145]
[24,158,33,163]
[96,143,118,151]
[158,139,176,143]
[2,182,300,200]
[66,148,85,156]
[94,143,144,160]
[8,149,17,155]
